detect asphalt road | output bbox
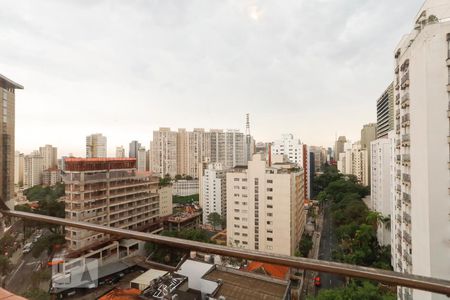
[317,204,345,292]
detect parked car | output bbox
[314,276,321,287]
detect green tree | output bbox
[22,289,50,300]
[298,234,313,257]
[207,212,222,229]
[0,256,12,275]
[313,281,395,300]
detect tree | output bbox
[175,174,182,181]
[298,234,313,257]
[22,289,50,300]
[312,281,395,300]
[207,212,222,229]
[0,256,12,276]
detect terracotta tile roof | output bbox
[0,288,27,300]
[98,288,141,300]
[246,261,289,280]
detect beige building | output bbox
[150,128,178,177]
[14,151,24,187]
[24,151,44,188]
[42,168,61,186]
[209,129,246,170]
[0,74,23,202]
[158,185,173,217]
[63,158,161,251]
[177,128,209,178]
[392,1,450,299]
[86,133,107,158]
[226,154,306,256]
[337,141,369,186]
[201,163,226,226]
[39,144,57,170]
[137,147,147,172]
[334,136,347,160]
[115,146,125,158]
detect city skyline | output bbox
[1,0,423,156]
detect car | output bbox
[314,276,321,287]
[22,243,32,254]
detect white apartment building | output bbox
[116,146,125,158]
[177,128,209,179]
[392,1,450,299]
[271,134,311,199]
[209,129,246,170]
[201,163,226,225]
[337,141,369,186]
[24,151,44,188]
[39,144,57,170]
[137,147,147,172]
[150,128,178,177]
[14,151,24,186]
[158,185,173,217]
[172,180,199,196]
[42,168,61,186]
[86,133,107,158]
[370,134,394,246]
[226,154,306,256]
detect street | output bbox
[317,204,345,291]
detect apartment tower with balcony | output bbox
[86,133,107,158]
[226,154,306,256]
[63,158,161,251]
[392,1,450,298]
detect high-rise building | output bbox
[158,185,173,217]
[150,128,178,177]
[201,163,226,225]
[39,144,58,170]
[0,74,23,202]
[271,134,311,199]
[209,129,246,170]
[63,158,161,250]
[86,133,107,158]
[137,147,147,172]
[178,128,209,178]
[309,146,325,173]
[129,140,141,158]
[370,133,394,246]
[24,151,44,188]
[392,1,450,299]
[337,141,369,186]
[377,83,395,139]
[226,154,306,256]
[115,146,125,158]
[42,168,61,186]
[334,136,347,160]
[14,151,24,187]
[361,123,377,150]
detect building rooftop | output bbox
[64,157,137,171]
[0,73,24,90]
[246,262,289,280]
[204,268,288,300]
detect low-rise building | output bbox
[42,168,61,186]
[172,179,199,196]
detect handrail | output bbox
[2,210,450,296]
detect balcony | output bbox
[396,185,401,193]
[403,173,411,184]
[402,114,410,127]
[401,93,410,108]
[396,109,400,119]
[395,65,399,74]
[396,199,402,208]
[402,134,410,146]
[401,73,410,89]
[403,231,412,244]
[396,170,401,178]
[396,214,402,223]
[396,124,401,133]
[403,192,411,204]
[403,211,411,224]
[402,154,411,166]
[403,250,412,265]
[396,155,401,163]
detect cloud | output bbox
[0,0,423,155]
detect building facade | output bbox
[201,163,226,225]
[24,151,44,188]
[39,144,58,170]
[209,129,246,170]
[86,133,107,158]
[392,1,450,299]
[43,168,61,186]
[158,185,173,217]
[334,136,347,160]
[14,151,24,187]
[137,147,147,172]
[226,154,306,256]
[129,141,141,159]
[0,74,23,202]
[150,128,178,177]
[377,84,395,139]
[172,179,199,196]
[63,158,161,250]
[115,146,125,158]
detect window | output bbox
[242,241,248,245]
[242,225,248,229]
[242,194,248,198]
[234,186,240,189]
[242,217,248,222]
[267,205,273,209]
[242,202,247,205]
[267,213,273,217]
[242,186,247,190]
[267,196,273,200]
[234,178,239,181]
[267,221,272,225]
[267,188,273,192]
[234,209,240,213]
[234,201,239,205]
[242,178,247,182]
[234,232,240,236]
[234,193,240,197]
[267,229,273,234]
[234,217,240,220]
[234,224,240,228]
[242,233,248,237]
[267,237,273,242]
[267,180,273,184]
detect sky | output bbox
[0,0,424,157]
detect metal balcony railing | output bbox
[1,210,450,296]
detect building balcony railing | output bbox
[403,250,412,265]
[396,185,401,193]
[402,134,410,146]
[403,192,411,204]
[403,211,411,224]
[396,109,400,119]
[401,73,410,89]
[403,173,411,183]
[396,170,401,178]
[401,93,410,107]
[396,214,402,223]
[401,114,410,127]
[4,210,450,297]
[403,231,412,244]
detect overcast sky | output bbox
[1,0,423,157]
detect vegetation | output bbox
[0,255,12,275]
[15,183,65,234]
[297,234,313,257]
[174,174,194,181]
[173,194,199,205]
[31,233,66,258]
[159,174,172,186]
[145,229,212,266]
[22,289,50,300]
[207,212,224,230]
[311,281,395,300]
[312,166,394,298]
